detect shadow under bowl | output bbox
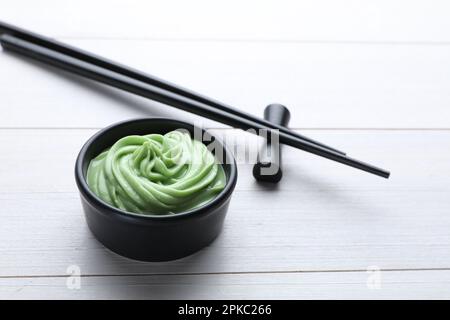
[75,118,238,262]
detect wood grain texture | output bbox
[0,129,449,280]
[1,270,450,300]
[1,0,450,299]
[1,40,450,129]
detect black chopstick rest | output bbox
[253,104,291,183]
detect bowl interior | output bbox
[77,118,237,217]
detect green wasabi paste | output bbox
[87,130,226,215]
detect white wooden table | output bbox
[1,0,450,299]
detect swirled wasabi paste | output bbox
[87,130,226,215]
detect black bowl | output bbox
[75,118,238,262]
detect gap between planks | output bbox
[41,37,450,46]
[2,267,450,280]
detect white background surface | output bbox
[1,0,450,299]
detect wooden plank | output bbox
[0,129,449,277]
[1,40,450,129]
[2,0,450,43]
[2,0,449,300]
[1,270,450,299]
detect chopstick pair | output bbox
[0,22,390,179]
[0,21,343,156]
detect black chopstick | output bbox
[0,34,390,178]
[0,20,345,156]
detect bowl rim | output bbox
[75,118,238,222]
